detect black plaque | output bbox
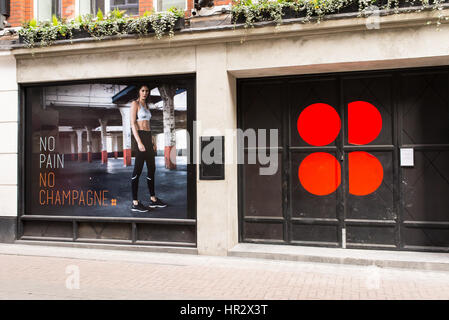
[200,136,225,180]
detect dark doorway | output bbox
[238,67,449,252]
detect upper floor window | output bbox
[156,0,186,12]
[78,0,138,16]
[110,0,139,15]
[78,0,105,16]
[35,0,61,21]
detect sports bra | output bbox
[136,101,152,121]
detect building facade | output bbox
[1,0,449,255]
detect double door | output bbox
[239,68,449,251]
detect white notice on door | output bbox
[400,148,414,167]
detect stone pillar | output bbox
[85,126,92,163]
[70,133,76,161]
[75,129,83,161]
[196,44,238,256]
[119,107,132,167]
[99,119,108,164]
[159,85,177,170]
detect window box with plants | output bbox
[18,7,186,48]
[231,0,449,28]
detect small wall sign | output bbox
[199,136,225,180]
[400,148,414,167]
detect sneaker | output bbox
[131,201,149,212]
[149,197,167,208]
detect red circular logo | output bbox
[297,101,383,196]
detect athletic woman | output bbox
[130,85,167,212]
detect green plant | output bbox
[96,8,104,21]
[231,0,448,28]
[19,8,185,47]
[167,6,185,18]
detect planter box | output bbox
[282,6,308,19]
[127,17,185,35]
[232,7,307,25]
[173,17,185,30]
[337,2,360,14]
[18,33,65,44]
[231,13,247,24]
[19,16,185,45]
[70,28,91,40]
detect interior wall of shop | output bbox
[8,10,449,254]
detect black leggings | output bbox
[132,131,155,200]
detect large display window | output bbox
[20,75,196,245]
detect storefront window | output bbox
[25,79,194,220]
[35,0,61,21]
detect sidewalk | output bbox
[1,243,449,299]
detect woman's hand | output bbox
[153,141,157,152]
[138,142,146,152]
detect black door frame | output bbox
[237,65,449,252]
[17,74,197,247]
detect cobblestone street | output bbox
[1,244,449,300]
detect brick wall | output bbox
[214,0,232,6]
[187,0,193,16]
[8,0,33,26]
[62,0,76,19]
[139,0,153,15]
[6,0,232,27]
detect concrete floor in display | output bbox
[32,156,188,218]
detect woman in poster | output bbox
[130,85,167,212]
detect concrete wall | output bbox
[0,51,18,242]
[6,9,449,253]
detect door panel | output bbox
[290,151,339,219]
[345,151,395,221]
[291,223,339,245]
[346,225,396,246]
[243,151,283,217]
[400,72,449,145]
[290,78,339,147]
[402,150,449,222]
[399,71,449,250]
[342,75,394,146]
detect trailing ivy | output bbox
[231,0,448,28]
[18,7,185,48]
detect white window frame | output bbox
[109,0,138,15]
[153,0,187,12]
[74,0,111,16]
[33,0,62,21]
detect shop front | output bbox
[1,8,449,255]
